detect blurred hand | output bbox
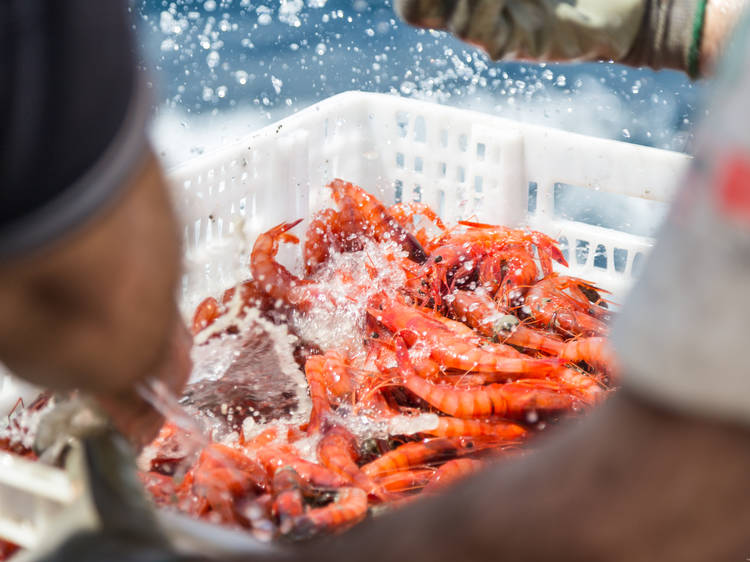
[96,318,193,449]
[395,0,644,62]
[396,0,749,77]
[0,150,191,447]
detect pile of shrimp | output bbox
[140,178,619,541]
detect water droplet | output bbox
[160,38,178,52]
[206,50,220,68]
[400,80,417,95]
[257,5,273,25]
[234,70,249,85]
[271,75,283,94]
[279,0,304,27]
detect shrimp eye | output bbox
[434,255,443,263]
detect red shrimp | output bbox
[303,208,341,275]
[191,277,292,340]
[403,373,581,420]
[242,424,305,451]
[429,373,495,387]
[388,202,445,248]
[450,291,612,389]
[525,274,609,337]
[369,339,446,382]
[220,278,285,314]
[195,444,270,491]
[560,337,618,377]
[291,487,368,538]
[192,296,221,335]
[414,305,478,338]
[361,437,488,479]
[399,259,433,304]
[243,426,282,450]
[452,220,568,274]
[449,290,565,355]
[0,540,19,559]
[427,221,566,275]
[302,207,370,274]
[319,351,355,400]
[370,300,561,377]
[255,446,349,489]
[271,467,306,535]
[432,367,603,406]
[145,422,193,475]
[477,245,539,298]
[171,471,211,517]
[304,351,361,433]
[249,219,322,312]
[138,471,180,508]
[422,416,528,441]
[423,458,484,493]
[393,337,581,420]
[328,179,427,263]
[369,296,454,341]
[190,443,269,524]
[374,468,435,494]
[317,425,384,499]
[427,242,483,288]
[304,355,334,434]
[355,367,403,417]
[553,367,607,405]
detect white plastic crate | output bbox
[171,90,691,313]
[0,91,693,556]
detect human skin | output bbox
[278,391,750,562]
[0,151,191,447]
[702,0,750,73]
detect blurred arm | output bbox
[395,0,646,62]
[624,0,748,76]
[396,0,748,77]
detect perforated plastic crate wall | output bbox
[169,91,691,313]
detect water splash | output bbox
[291,239,407,355]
